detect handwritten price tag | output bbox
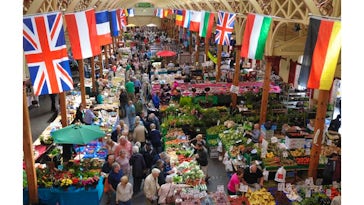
[278,183,285,191]
[240,184,248,192]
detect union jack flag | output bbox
[23,12,73,96]
[119,9,127,31]
[215,11,236,46]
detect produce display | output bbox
[245,188,275,205]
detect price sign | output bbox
[278,183,285,191]
[246,138,252,144]
[333,181,339,189]
[286,183,292,192]
[305,189,311,198]
[217,185,225,192]
[230,85,239,94]
[282,151,288,158]
[326,139,332,146]
[240,184,248,192]
[326,189,332,197]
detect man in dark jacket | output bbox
[195,142,209,182]
[129,145,146,193]
[148,123,162,153]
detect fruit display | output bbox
[320,145,341,156]
[295,157,310,165]
[246,188,275,205]
[174,161,206,186]
[290,148,306,157]
[165,128,185,139]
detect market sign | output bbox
[136,3,153,8]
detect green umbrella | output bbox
[51,124,106,145]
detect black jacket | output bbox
[129,153,146,178]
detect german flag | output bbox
[298,17,341,90]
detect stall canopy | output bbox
[156,50,177,57]
[51,124,105,145]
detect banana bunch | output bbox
[246,188,275,205]
[290,148,305,157]
[266,152,275,158]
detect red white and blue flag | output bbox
[109,9,120,36]
[95,10,112,46]
[215,11,236,46]
[23,11,73,96]
[65,8,101,59]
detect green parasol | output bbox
[51,124,105,145]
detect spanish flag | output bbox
[298,17,341,90]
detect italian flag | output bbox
[199,11,215,39]
[298,17,341,90]
[241,13,272,60]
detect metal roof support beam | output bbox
[219,0,234,13]
[26,0,45,14]
[302,0,320,15]
[248,0,263,14]
[66,0,82,12]
[205,1,217,12]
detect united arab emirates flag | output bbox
[298,17,341,90]
[241,13,272,60]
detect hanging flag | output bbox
[183,10,190,29]
[65,8,101,60]
[109,9,120,36]
[241,13,272,60]
[95,10,112,46]
[23,11,73,96]
[175,10,184,27]
[189,11,201,32]
[127,8,134,17]
[215,11,236,46]
[199,10,215,39]
[119,9,128,31]
[156,8,163,18]
[298,17,341,90]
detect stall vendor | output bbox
[241,164,264,192]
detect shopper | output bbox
[328,114,341,132]
[157,175,174,205]
[141,142,159,172]
[151,92,160,109]
[105,139,118,155]
[245,123,262,143]
[151,159,166,186]
[71,104,84,124]
[132,118,147,147]
[116,176,133,205]
[322,153,341,185]
[84,105,97,125]
[108,163,124,205]
[114,135,133,159]
[119,87,129,118]
[126,100,136,132]
[116,150,131,177]
[148,123,162,154]
[129,146,146,194]
[111,125,123,143]
[241,164,264,191]
[144,168,161,205]
[101,154,115,175]
[125,79,135,102]
[194,142,209,183]
[227,168,244,195]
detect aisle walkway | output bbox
[99,156,229,204]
